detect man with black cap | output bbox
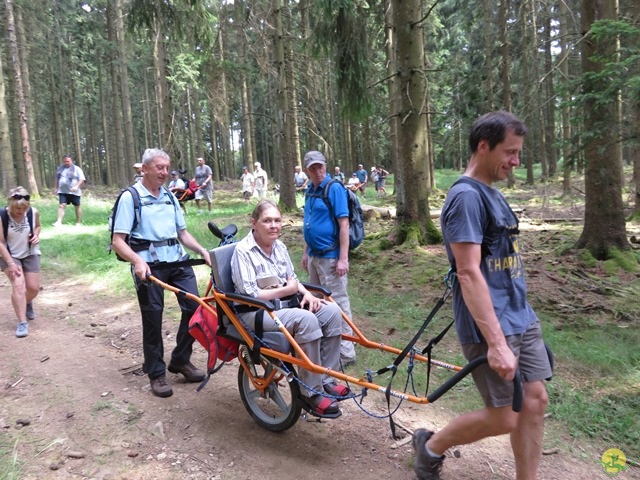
[301,151,357,366]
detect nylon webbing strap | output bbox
[383,294,448,439]
[381,274,454,439]
[377,293,449,378]
[147,258,206,270]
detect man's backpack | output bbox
[189,304,240,390]
[313,179,365,252]
[108,187,141,261]
[1,207,34,255]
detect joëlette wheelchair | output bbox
[148,223,523,433]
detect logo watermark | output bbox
[600,448,628,477]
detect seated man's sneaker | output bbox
[26,303,35,320]
[16,322,28,338]
[167,361,205,382]
[149,375,173,398]
[412,429,445,480]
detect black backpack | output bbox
[108,187,141,261]
[1,207,34,255]
[307,179,365,254]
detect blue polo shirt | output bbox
[303,174,349,259]
[113,182,187,263]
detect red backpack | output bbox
[189,304,239,390]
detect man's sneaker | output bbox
[26,303,35,320]
[167,361,205,383]
[149,375,173,397]
[52,222,61,227]
[412,428,445,480]
[15,322,28,338]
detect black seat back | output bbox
[210,243,238,293]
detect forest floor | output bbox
[1,179,639,480]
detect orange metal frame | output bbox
[149,274,464,405]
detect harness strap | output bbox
[379,274,454,439]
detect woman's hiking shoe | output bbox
[149,375,173,397]
[324,381,351,398]
[26,303,35,320]
[412,428,445,480]
[308,394,339,415]
[16,322,29,338]
[167,361,205,382]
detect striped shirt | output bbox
[231,230,297,298]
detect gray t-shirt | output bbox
[441,177,536,344]
[56,164,86,195]
[195,164,213,191]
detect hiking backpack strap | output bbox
[305,179,341,256]
[1,207,8,241]
[450,176,520,267]
[1,207,33,256]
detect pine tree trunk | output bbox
[271,0,295,210]
[107,1,126,186]
[98,61,113,186]
[543,8,558,177]
[114,0,137,172]
[0,44,15,193]
[575,0,629,258]
[4,0,37,196]
[15,4,39,188]
[559,0,573,196]
[389,0,439,245]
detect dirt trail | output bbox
[0,272,635,480]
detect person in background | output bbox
[375,165,390,196]
[294,165,309,192]
[346,173,361,192]
[0,187,41,338]
[111,148,210,398]
[412,111,551,480]
[302,151,357,366]
[241,166,255,205]
[133,163,144,183]
[168,170,186,194]
[253,162,268,199]
[370,166,379,196]
[333,166,345,184]
[355,163,368,198]
[194,157,213,214]
[52,154,85,227]
[231,199,349,416]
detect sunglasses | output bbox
[11,194,30,201]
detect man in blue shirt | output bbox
[412,112,551,480]
[354,164,368,198]
[302,151,356,365]
[112,148,212,398]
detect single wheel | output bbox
[237,356,302,432]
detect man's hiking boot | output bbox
[149,375,173,398]
[412,428,445,480]
[26,303,35,320]
[167,361,205,383]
